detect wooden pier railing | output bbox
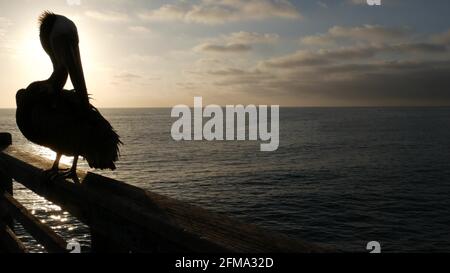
[0,132,329,253]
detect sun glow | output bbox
[16,18,99,90]
[17,30,53,81]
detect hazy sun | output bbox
[18,30,53,80]
[17,16,98,85]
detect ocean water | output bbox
[1,107,450,253]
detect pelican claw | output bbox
[41,168,79,183]
[58,169,80,183]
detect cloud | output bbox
[85,10,130,22]
[301,34,336,46]
[305,60,450,104]
[301,25,410,46]
[348,0,400,7]
[317,1,328,8]
[138,0,301,24]
[0,17,10,30]
[204,68,264,77]
[329,25,409,41]
[121,54,164,66]
[113,71,161,86]
[0,17,13,55]
[211,70,273,87]
[114,72,142,82]
[197,59,450,105]
[348,0,367,4]
[66,0,81,6]
[432,29,450,45]
[0,17,12,38]
[224,31,279,44]
[138,3,188,22]
[195,43,252,53]
[194,31,279,54]
[264,42,448,69]
[128,26,151,33]
[187,25,450,106]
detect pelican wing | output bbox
[29,90,121,169]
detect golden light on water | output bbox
[29,144,74,167]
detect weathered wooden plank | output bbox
[0,145,332,253]
[84,173,329,253]
[1,148,229,252]
[0,225,27,253]
[2,192,68,253]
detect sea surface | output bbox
[1,107,450,253]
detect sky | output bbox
[0,0,449,108]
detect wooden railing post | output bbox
[0,133,13,230]
[0,173,13,228]
[0,169,14,231]
[0,133,12,148]
[0,133,17,252]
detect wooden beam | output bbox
[0,225,27,253]
[2,192,68,253]
[0,145,332,253]
[0,162,14,230]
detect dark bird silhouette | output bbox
[16,12,121,180]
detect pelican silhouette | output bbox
[16,12,121,180]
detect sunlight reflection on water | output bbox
[13,183,91,253]
[29,144,74,166]
[7,140,92,252]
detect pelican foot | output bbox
[41,168,67,181]
[57,169,80,184]
[41,168,79,183]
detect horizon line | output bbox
[2,105,450,110]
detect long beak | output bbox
[65,41,89,105]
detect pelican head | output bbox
[38,11,88,105]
